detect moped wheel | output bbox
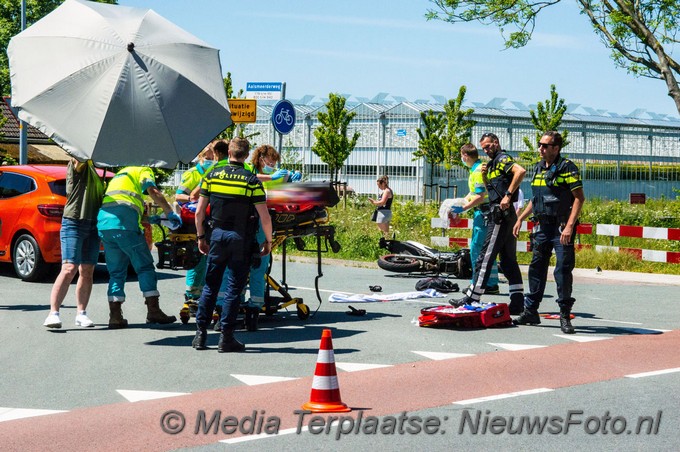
[377,254,421,273]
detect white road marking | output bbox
[0,407,67,422]
[116,390,189,402]
[284,286,337,294]
[412,351,475,360]
[554,335,612,342]
[231,374,299,386]
[335,362,393,372]
[488,343,547,351]
[625,368,680,379]
[221,426,309,444]
[453,388,554,405]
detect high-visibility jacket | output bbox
[467,160,489,211]
[176,161,213,197]
[100,166,155,230]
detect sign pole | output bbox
[277,82,286,154]
[18,0,27,165]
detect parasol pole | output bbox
[18,0,27,165]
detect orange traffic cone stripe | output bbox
[302,329,351,413]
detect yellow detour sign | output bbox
[228,99,257,123]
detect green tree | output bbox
[441,85,476,191]
[519,84,570,165]
[312,93,360,183]
[0,1,117,96]
[415,109,446,195]
[426,0,680,115]
[280,138,304,177]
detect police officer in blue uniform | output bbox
[513,131,585,334]
[451,132,526,314]
[192,138,273,352]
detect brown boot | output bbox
[108,302,129,329]
[145,296,177,324]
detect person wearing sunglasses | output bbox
[450,133,526,314]
[512,131,585,334]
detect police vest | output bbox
[530,156,582,223]
[101,166,154,228]
[486,151,518,205]
[200,162,266,237]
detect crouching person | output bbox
[97,166,181,328]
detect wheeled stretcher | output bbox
[153,182,341,322]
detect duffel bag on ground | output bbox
[418,303,511,329]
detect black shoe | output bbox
[508,301,524,316]
[508,293,525,315]
[484,285,500,295]
[449,295,473,307]
[560,310,575,334]
[245,308,259,332]
[513,309,541,326]
[192,329,208,350]
[218,333,245,353]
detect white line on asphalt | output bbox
[292,286,449,304]
[220,426,309,444]
[625,367,680,379]
[281,286,336,294]
[453,388,554,405]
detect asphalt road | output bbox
[0,256,678,451]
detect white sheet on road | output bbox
[328,288,445,303]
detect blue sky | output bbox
[118,0,679,118]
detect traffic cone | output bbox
[302,329,351,413]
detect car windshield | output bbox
[48,179,67,197]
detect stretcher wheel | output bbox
[297,303,310,320]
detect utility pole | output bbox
[18,0,28,164]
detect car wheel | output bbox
[13,234,49,281]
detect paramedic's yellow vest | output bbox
[177,167,202,194]
[101,166,154,229]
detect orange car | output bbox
[0,165,67,280]
[0,164,153,281]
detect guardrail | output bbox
[431,218,680,264]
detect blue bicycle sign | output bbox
[271,100,296,134]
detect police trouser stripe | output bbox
[508,284,524,293]
[470,222,502,301]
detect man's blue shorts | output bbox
[60,217,100,265]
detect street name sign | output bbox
[246,82,283,100]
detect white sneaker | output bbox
[75,312,95,328]
[43,312,62,329]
